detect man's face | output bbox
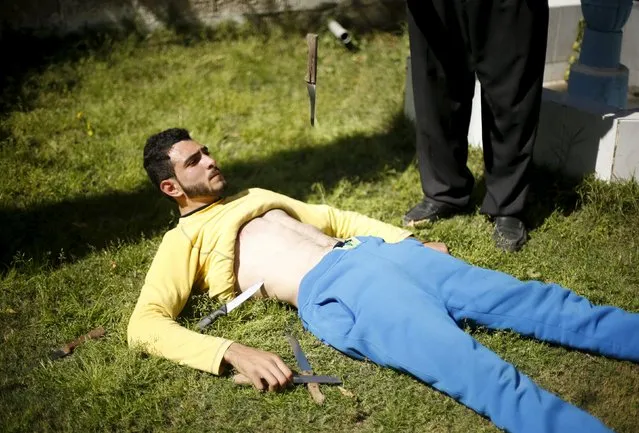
[168,139,227,200]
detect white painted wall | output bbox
[544,0,639,87]
[621,3,639,89]
[544,0,582,83]
[405,1,639,182]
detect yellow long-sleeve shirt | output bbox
[127,188,412,375]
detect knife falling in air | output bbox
[305,33,318,126]
[197,280,264,330]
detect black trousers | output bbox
[407,0,549,216]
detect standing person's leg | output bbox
[403,0,476,226]
[386,238,639,361]
[464,0,549,250]
[298,238,613,433]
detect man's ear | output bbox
[159,178,183,199]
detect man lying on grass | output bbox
[128,128,639,433]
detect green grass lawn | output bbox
[1,23,638,433]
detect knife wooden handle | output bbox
[64,326,106,352]
[305,33,318,84]
[307,381,325,405]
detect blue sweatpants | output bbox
[297,236,639,433]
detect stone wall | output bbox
[0,0,406,36]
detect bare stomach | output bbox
[234,209,340,307]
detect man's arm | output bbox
[321,205,412,241]
[127,281,234,375]
[128,232,292,389]
[267,189,449,252]
[127,231,235,374]
[129,288,292,390]
[285,199,412,242]
[248,188,412,242]
[308,199,449,254]
[129,294,293,390]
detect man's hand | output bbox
[423,241,449,255]
[223,342,293,391]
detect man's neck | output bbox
[179,197,221,217]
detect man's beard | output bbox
[178,178,226,199]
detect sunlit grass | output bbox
[1,23,638,433]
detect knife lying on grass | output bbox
[233,334,341,404]
[197,280,264,330]
[49,326,106,360]
[287,333,330,404]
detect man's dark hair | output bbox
[143,128,192,189]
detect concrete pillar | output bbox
[567,0,634,108]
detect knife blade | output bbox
[305,33,318,126]
[287,334,313,373]
[287,333,329,404]
[293,375,342,385]
[197,280,264,330]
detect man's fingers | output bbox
[238,367,272,391]
[249,372,267,391]
[233,374,281,391]
[265,362,292,389]
[273,357,294,378]
[233,367,290,391]
[270,357,294,384]
[233,373,253,386]
[259,369,283,392]
[259,359,293,391]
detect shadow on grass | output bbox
[0,112,416,270]
[0,16,584,271]
[0,26,144,148]
[524,165,583,229]
[1,114,587,271]
[0,1,407,142]
[0,0,223,119]
[0,14,413,271]
[468,164,583,230]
